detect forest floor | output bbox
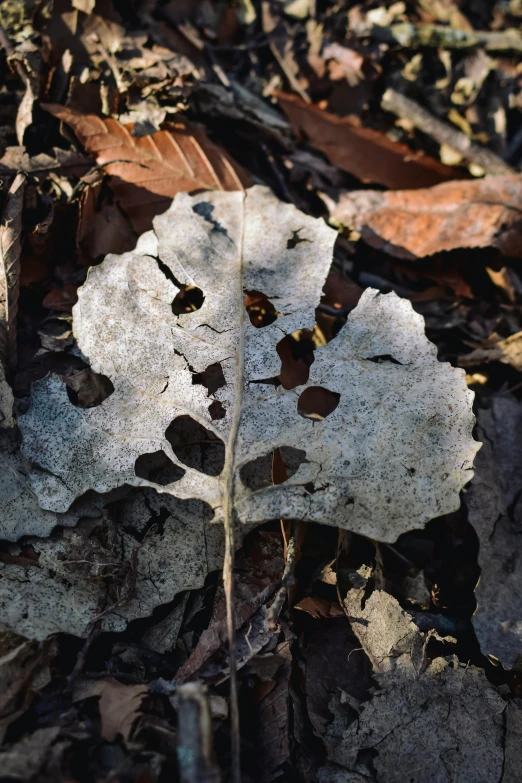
[1,1,522,781]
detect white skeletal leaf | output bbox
[20,186,479,543]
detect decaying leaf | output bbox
[0,173,25,370]
[19,187,479,545]
[459,330,522,373]
[276,92,457,189]
[0,488,228,638]
[0,727,60,781]
[42,104,250,233]
[322,586,509,782]
[324,175,522,260]
[464,395,522,667]
[74,678,148,742]
[0,363,75,541]
[0,636,53,742]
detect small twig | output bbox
[68,159,150,201]
[267,526,298,630]
[381,88,514,176]
[175,683,221,783]
[261,1,311,104]
[96,36,125,93]
[260,142,294,204]
[366,21,522,52]
[68,620,102,687]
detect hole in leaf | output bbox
[240,453,273,491]
[134,450,186,485]
[172,285,205,315]
[192,202,229,236]
[277,329,315,390]
[297,387,340,421]
[287,229,310,249]
[240,446,307,490]
[280,446,308,477]
[367,354,403,365]
[192,362,226,395]
[166,415,225,476]
[209,400,226,420]
[244,290,278,328]
[65,368,114,408]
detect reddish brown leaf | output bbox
[74,678,148,742]
[276,91,458,189]
[42,104,250,234]
[77,180,137,262]
[42,283,79,312]
[324,175,522,259]
[294,596,345,619]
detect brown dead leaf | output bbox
[257,639,292,783]
[276,92,457,189]
[459,330,522,372]
[0,173,25,370]
[0,636,53,743]
[42,104,250,233]
[324,175,522,260]
[294,596,345,619]
[74,678,148,742]
[77,179,137,261]
[42,283,79,313]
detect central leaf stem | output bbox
[222,192,246,783]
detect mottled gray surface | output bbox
[324,589,509,783]
[465,394,522,667]
[0,488,229,638]
[20,186,479,542]
[0,365,92,540]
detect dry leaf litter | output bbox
[0,0,522,781]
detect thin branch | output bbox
[366,21,522,52]
[220,195,247,783]
[381,88,514,176]
[267,525,298,629]
[68,159,150,201]
[175,683,221,783]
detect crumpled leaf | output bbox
[0,487,228,639]
[464,394,522,667]
[0,727,60,780]
[0,173,25,370]
[74,678,148,742]
[42,103,250,233]
[9,42,41,146]
[323,586,509,782]
[276,92,457,189]
[323,175,522,260]
[20,186,479,544]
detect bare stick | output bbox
[267,525,298,629]
[381,88,514,176]
[175,683,221,783]
[220,197,248,783]
[368,22,522,53]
